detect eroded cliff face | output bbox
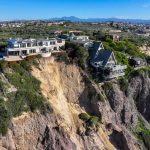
[104,81,138,128]
[0,58,115,150]
[140,45,150,56]
[0,57,148,150]
[128,74,150,122]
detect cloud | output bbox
[143,3,150,8]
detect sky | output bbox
[0,0,150,21]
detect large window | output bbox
[32,42,37,47]
[20,43,26,48]
[8,51,20,56]
[42,42,49,46]
[50,41,56,45]
[54,47,57,50]
[38,42,43,46]
[27,43,31,47]
[57,40,62,43]
[45,42,48,46]
[13,44,19,48]
[22,50,27,55]
[29,49,36,54]
[33,49,36,53]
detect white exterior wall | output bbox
[70,35,89,44]
[6,47,40,54]
[57,40,65,48]
[6,38,65,57]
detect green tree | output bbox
[75,46,89,68]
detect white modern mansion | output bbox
[4,38,65,60]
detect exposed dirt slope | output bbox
[1,57,149,150]
[31,57,116,150]
[0,57,116,150]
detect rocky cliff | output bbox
[140,45,150,56]
[129,74,150,122]
[0,57,149,150]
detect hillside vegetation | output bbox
[0,57,51,135]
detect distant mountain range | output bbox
[1,16,150,24]
[49,16,150,24]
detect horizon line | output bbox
[1,16,150,22]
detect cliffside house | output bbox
[4,38,65,61]
[88,41,127,79]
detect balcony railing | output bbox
[104,72,125,79]
[106,65,127,71]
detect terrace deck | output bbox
[4,56,23,62]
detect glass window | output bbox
[45,42,48,46]
[27,43,31,47]
[29,49,36,53]
[20,43,26,48]
[32,43,37,47]
[38,42,43,46]
[54,47,57,50]
[50,41,56,45]
[13,44,19,48]
[57,40,62,43]
[30,49,32,53]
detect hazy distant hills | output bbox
[1,16,150,24]
[50,16,150,24]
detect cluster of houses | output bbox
[0,22,25,28]
[47,21,64,26]
[0,32,129,79]
[60,33,90,44]
[60,33,127,79]
[0,21,65,28]
[109,22,150,34]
